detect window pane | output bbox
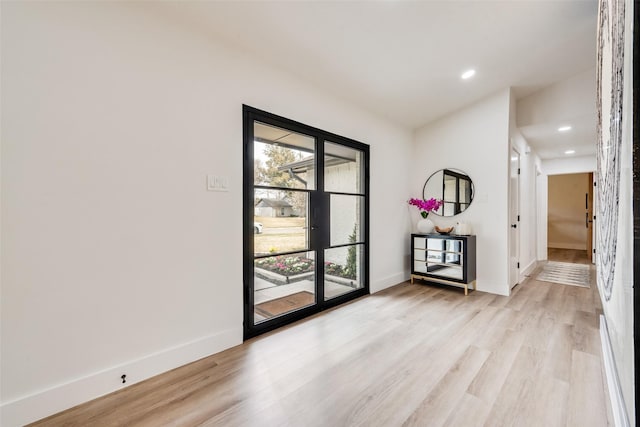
[254,251,316,324]
[324,142,364,194]
[459,179,472,204]
[443,202,456,216]
[325,245,364,300]
[254,121,315,190]
[254,190,309,256]
[329,194,364,247]
[443,174,457,202]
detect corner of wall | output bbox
[1,328,242,427]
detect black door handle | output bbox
[511,224,517,228]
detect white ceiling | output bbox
[517,68,597,159]
[519,110,597,159]
[153,0,598,159]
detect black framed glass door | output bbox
[243,105,369,339]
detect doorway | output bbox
[547,172,593,264]
[243,106,369,339]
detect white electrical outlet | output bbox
[207,175,229,192]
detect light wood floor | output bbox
[548,248,592,265]
[31,270,611,427]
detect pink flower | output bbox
[408,198,443,218]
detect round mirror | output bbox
[422,168,474,217]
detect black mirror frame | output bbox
[422,168,474,217]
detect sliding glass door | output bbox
[243,106,369,339]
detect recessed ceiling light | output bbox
[558,126,572,132]
[461,69,476,80]
[564,150,576,155]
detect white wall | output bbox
[597,0,635,422]
[412,89,511,296]
[536,172,549,261]
[542,155,596,175]
[517,68,596,127]
[0,2,413,425]
[510,85,540,280]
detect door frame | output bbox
[587,172,595,264]
[242,105,370,340]
[509,147,520,289]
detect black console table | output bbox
[410,234,477,295]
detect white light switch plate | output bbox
[207,175,229,192]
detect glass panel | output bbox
[426,264,463,280]
[254,122,315,190]
[414,260,427,274]
[445,239,463,252]
[324,244,364,300]
[427,249,445,263]
[445,252,461,264]
[426,239,463,265]
[459,179,472,204]
[423,169,474,217]
[324,142,364,194]
[443,202,456,216]
[254,251,316,324]
[254,190,309,256]
[329,194,364,247]
[443,174,457,202]
[427,239,443,250]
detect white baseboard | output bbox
[371,271,407,293]
[600,315,630,427]
[520,259,538,282]
[1,327,242,427]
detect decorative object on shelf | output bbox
[456,222,472,235]
[422,168,474,217]
[417,217,434,233]
[435,226,454,235]
[408,197,443,234]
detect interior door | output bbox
[243,106,369,339]
[509,148,520,289]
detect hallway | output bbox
[548,248,592,265]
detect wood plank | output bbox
[567,350,610,427]
[401,345,491,426]
[466,329,525,403]
[442,393,491,427]
[29,276,612,427]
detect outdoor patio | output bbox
[254,277,358,323]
